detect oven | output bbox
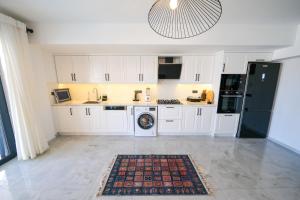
[217,91,244,113]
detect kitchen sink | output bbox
[83,101,100,104]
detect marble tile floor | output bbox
[0,135,300,200]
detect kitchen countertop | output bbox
[52,99,217,107]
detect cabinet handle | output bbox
[197,108,199,115]
[166,107,174,108]
[138,74,140,81]
[224,114,233,116]
[223,63,226,72]
[69,108,72,115]
[166,120,174,122]
[108,74,110,81]
[105,74,107,81]
[85,108,88,115]
[199,108,202,116]
[198,74,200,82]
[195,74,197,81]
[71,73,74,81]
[142,74,144,81]
[74,73,76,81]
[88,108,91,116]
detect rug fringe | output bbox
[96,155,118,197]
[188,154,213,195]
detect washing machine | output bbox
[134,106,157,136]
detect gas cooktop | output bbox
[157,99,182,105]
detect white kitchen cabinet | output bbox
[140,56,158,83]
[55,56,91,83]
[89,56,107,82]
[126,106,135,134]
[158,119,181,133]
[54,56,73,83]
[124,56,158,83]
[223,53,248,74]
[52,106,75,132]
[182,106,214,134]
[52,106,102,134]
[107,56,125,83]
[124,56,141,83]
[100,107,128,133]
[158,106,182,119]
[214,114,240,136]
[181,56,214,83]
[246,53,272,62]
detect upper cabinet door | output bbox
[140,56,158,83]
[123,56,141,83]
[223,53,248,74]
[181,56,198,83]
[107,56,125,83]
[89,56,107,83]
[55,56,73,83]
[199,56,214,83]
[72,56,90,83]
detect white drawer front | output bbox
[158,119,181,132]
[158,106,182,119]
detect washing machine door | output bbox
[138,113,154,129]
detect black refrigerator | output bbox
[237,62,280,138]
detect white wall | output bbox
[268,57,300,154]
[29,23,296,47]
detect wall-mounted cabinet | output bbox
[55,56,91,83]
[54,55,158,84]
[181,56,214,83]
[222,52,272,74]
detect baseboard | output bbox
[158,132,212,136]
[268,137,300,155]
[59,132,134,136]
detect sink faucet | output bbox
[93,88,101,101]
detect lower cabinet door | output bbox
[215,114,240,136]
[158,119,181,133]
[101,110,128,133]
[52,106,74,133]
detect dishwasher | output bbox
[102,106,128,133]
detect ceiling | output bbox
[0,0,300,25]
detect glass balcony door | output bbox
[0,77,16,165]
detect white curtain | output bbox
[0,13,49,160]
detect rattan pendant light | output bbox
[148,0,222,39]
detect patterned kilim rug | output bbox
[99,155,209,196]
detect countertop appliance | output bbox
[53,88,71,103]
[133,90,142,101]
[238,62,280,138]
[217,74,246,113]
[157,99,182,104]
[134,106,157,136]
[186,96,202,102]
[158,57,182,79]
